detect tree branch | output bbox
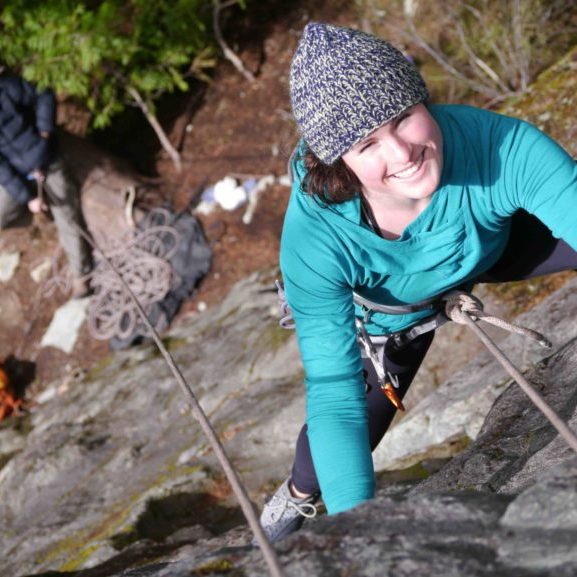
[126,85,182,173]
[401,14,503,99]
[212,0,255,83]
[450,5,509,92]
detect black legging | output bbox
[291,210,577,495]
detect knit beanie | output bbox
[290,22,429,165]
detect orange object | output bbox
[382,381,405,412]
[0,362,23,421]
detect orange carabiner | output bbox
[382,381,405,412]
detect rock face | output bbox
[373,277,577,471]
[1,269,577,577]
[0,268,305,576]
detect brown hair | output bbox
[300,146,361,205]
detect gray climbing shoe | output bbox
[254,478,318,544]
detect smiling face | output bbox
[342,104,443,204]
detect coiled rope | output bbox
[87,208,180,341]
[443,290,577,454]
[74,223,287,577]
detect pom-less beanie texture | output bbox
[290,22,429,165]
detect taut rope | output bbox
[443,290,577,454]
[443,291,552,348]
[75,224,288,577]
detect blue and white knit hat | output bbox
[290,22,429,165]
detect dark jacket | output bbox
[0,77,57,203]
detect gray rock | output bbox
[374,277,577,471]
[1,267,577,577]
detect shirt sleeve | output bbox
[0,152,33,204]
[492,117,577,249]
[34,86,57,135]
[280,177,375,514]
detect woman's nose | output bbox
[380,134,411,164]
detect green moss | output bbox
[483,272,576,316]
[39,456,203,565]
[0,411,33,435]
[36,500,136,570]
[110,524,139,550]
[376,460,451,484]
[84,354,114,381]
[485,447,506,461]
[191,558,239,575]
[257,266,281,288]
[257,321,292,354]
[161,336,188,351]
[215,306,241,327]
[499,44,577,157]
[58,544,100,572]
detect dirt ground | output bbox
[0,1,357,408]
[0,0,573,413]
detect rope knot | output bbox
[443,290,485,324]
[441,290,552,349]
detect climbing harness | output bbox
[353,291,448,410]
[276,280,450,411]
[276,281,577,455]
[276,280,295,330]
[355,317,404,411]
[354,291,450,348]
[73,224,288,577]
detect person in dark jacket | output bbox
[0,75,92,297]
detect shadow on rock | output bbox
[124,490,246,545]
[21,491,248,577]
[4,354,36,397]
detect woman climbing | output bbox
[258,22,577,542]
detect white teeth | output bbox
[392,152,424,179]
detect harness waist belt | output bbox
[353,291,441,315]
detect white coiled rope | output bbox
[87,209,180,341]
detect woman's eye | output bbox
[358,141,373,153]
[396,112,410,125]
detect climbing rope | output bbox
[276,281,577,453]
[443,291,552,348]
[73,223,288,577]
[87,208,181,341]
[443,290,577,454]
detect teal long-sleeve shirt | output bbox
[280,104,577,514]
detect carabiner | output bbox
[381,381,405,412]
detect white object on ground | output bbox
[242,175,275,224]
[41,298,90,354]
[277,174,292,187]
[213,176,247,211]
[194,200,216,216]
[0,251,20,282]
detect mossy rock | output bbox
[500,44,577,157]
